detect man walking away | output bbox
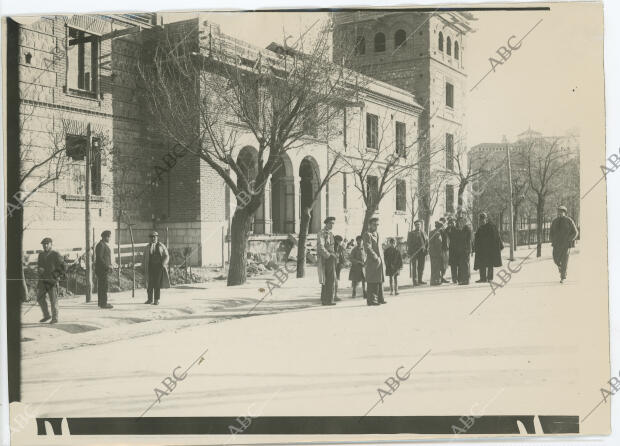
[474,213,503,282]
[550,205,578,283]
[95,230,114,309]
[317,217,337,306]
[36,237,65,324]
[407,220,428,286]
[363,217,386,305]
[453,216,473,285]
[143,231,170,305]
[429,221,444,286]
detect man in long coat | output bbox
[37,237,65,323]
[363,216,385,306]
[550,205,578,283]
[95,230,114,309]
[474,213,503,282]
[317,217,337,306]
[407,220,428,286]
[429,221,444,285]
[144,231,170,305]
[452,216,472,285]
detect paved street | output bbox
[18,245,600,425]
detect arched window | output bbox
[374,32,386,52]
[438,32,444,52]
[394,29,406,48]
[446,36,452,56]
[355,36,365,55]
[454,41,460,59]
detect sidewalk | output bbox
[21,242,565,358]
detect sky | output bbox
[164,4,603,147]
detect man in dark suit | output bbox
[95,230,114,309]
[474,212,503,282]
[550,205,578,283]
[407,220,428,285]
[363,216,386,306]
[144,231,170,305]
[36,237,65,323]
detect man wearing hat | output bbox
[36,237,65,323]
[550,205,579,283]
[317,217,337,305]
[143,231,170,305]
[363,216,386,305]
[95,230,114,309]
[474,212,503,282]
[407,219,428,286]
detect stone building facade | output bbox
[14,11,475,266]
[14,14,159,254]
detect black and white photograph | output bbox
[1,1,617,444]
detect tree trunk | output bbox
[536,199,545,258]
[227,207,252,286]
[457,181,467,216]
[513,206,519,249]
[296,207,311,278]
[362,204,377,235]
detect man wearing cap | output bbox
[317,217,337,305]
[407,220,428,286]
[474,212,503,282]
[363,216,386,305]
[95,230,114,309]
[36,237,65,323]
[550,205,579,283]
[143,231,170,305]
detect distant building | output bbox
[468,129,580,244]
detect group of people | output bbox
[33,207,578,323]
[315,205,578,307]
[34,230,171,324]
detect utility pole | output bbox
[85,124,93,302]
[506,144,515,261]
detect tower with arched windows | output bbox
[332,11,475,226]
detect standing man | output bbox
[95,230,114,309]
[317,217,337,306]
[550,205,578,283]
[363,216,386,306]
[429,221,444,286]
[453,216,473,285]
[36,237,65,324]
[439,217,450,283]
[447,217,458,283]
[407,220,428,285]
[143,231,170,305]
[474,213,503,283]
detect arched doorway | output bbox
[299,156,321,234]
[236,146,266,234]
[271,153,295,234]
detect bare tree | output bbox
[522,136,574,257]
[339,109,439,234]
[444,132,485,218]
[139,19,360,285]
